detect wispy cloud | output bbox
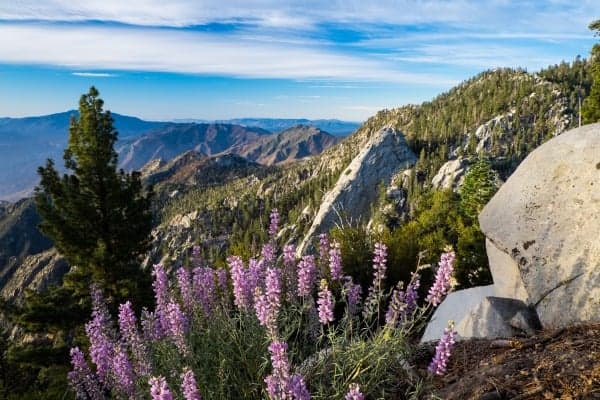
[1,0,598,34]
[0,1,597,82]
[72,72,116,77]
[0,23,456,84]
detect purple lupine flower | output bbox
[254,288,270,328]
[269,341,289,376]
[149,376,173,400]
[372,242,388,285]
[343,278,362,316]
[317,233,330,279]
[265,267,282,313]
[191,245,202,268]
[426,251,455,307]
[283,244,296,267]
[328,241,343,281]
[282,244,297,299]
[385,283,407,327]
[428,322,456,375]
[317,280,334,325]
[289,374,310,400]
[405,273,421,315]
[363,243,388,318]
[68,347,103,400]
[112,346,136,397]
[85,326,113,385]
[386,273,421,326]
[269,208,280,238]
[248,258,264,292]
[261,242,276,268]
[228,256,251,311]
[141,308,163,341]
[192,267,216,315]
[118,301,138,343]
[152,264,170,333]
[165,301,188,353]
[90,284,112,330]
[118,301,150,376]
[345,383,364,400]
[216,268,228,293]
[177,267,195,313]
[297,255,316,297]
[318,233,329,265]
[181,368,202,400]
[254,267,282,335]
[85,286,114,385]
[265,341,290,400]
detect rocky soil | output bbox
[424,323,600,399]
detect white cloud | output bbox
[0,23,455,84]
[1,0,598,35]
[72,72,116,77]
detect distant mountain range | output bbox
[0,111,349,200]
[172,118,360,136]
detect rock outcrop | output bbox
[479,122,600,328]
[0,249,67,303]
[0,199,54,290]
[297,127,417,255]
[431,157,469,190]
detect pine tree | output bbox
[582,20,600,123]
[459,156,498,222]
[34,87,154,308]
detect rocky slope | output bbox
[297,126,416,254]
[117,123,340,171]
[0,199,54,300]
[235,125,340,165]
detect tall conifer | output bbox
[35,87,153,308]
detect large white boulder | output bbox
[421,285,541,342]
[456,297,541,339]
[479,123,600,328]
[421,285,495,342]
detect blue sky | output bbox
[0,1,598,121]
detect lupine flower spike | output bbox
[317,279,334,325]
[328,240,343,281]
[345,383,365,400]
[85,285,114,385]
[426,251,455,306]
[428,321,457,375]
[67,347,103,400]
[385,273,421,327]
[181,368,202,400]
[149,376,173,400]
[265,341,290,400]
[112,346,136,397]
[152,263,170,334]
[297,255,316,297]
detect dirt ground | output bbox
[416,323,600,399]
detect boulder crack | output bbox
[534,272,584,307]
